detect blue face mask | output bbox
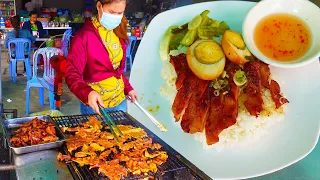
[100,11,123,30]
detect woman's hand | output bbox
[127,90,138,103]
[88,91,104,115]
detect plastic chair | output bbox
[124,36,137,72]
[7,38,32,83]
[26,47,63,115]
[61,29,73,57]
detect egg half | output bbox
[221,30,253,64]
[186,40,226,80]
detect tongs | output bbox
[98,104,123,142]
[127,96,167,132]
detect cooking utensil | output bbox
[98,104,123,142]
[127,96,167,132]
[1,116,66,155]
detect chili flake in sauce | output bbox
[254,13,312,62]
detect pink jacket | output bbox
[65,20,133,104]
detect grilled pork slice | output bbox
[180,80,210,133]
[270,80,289,108]
[259,61,271,89]
[258,61,289,108]
[205,68,239,145]
[205,92,239,145]
[244,61,263,117]
[205,92,223,145]
[172,72,198,121]
[222,67,239,127]
[170,54,189,89]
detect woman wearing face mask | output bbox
[65,0,138,114]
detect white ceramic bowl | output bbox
[242,0,320,68]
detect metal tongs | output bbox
[127,96,167,132]
[98,104,123,142]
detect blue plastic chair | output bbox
[124,36,137,72]
[25,47,63,115]
[7,38,32,83]
[61,29,73,57]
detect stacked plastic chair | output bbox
[25,47,63,115]
[61,29,73,57]
[124,36,137,72]
[7,38,32,83]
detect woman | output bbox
[65,0,138,115]
[5,15,37,75]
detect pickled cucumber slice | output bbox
[188,15,202,30]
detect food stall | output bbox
[0,43,208,179]
[0,1,319,180]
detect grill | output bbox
[51,111,206,180]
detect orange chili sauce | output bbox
[254,13,312,62]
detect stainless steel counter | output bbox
[12,150,73,180]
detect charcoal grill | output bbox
[51,111,210,180]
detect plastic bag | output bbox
[30,110,64,117]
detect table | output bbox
[43,27,71,30]
[43,27,71,38]
[35,38,49,42]
[255,140,320,180]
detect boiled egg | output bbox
[221,30,253,64]
[186,40,226,80]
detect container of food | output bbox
[1,116,66,155]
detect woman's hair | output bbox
[97,0,128,41]
[10,16,21,38]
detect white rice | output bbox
[160,61,177,104]
[159,56,287,152]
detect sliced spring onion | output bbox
[219,80,228,89]
[209,81,214,88]
[213,81,221,89]
[214,90,220,96]
[221,71,227,78]
[234,70,247,86]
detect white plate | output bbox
[128,1,320,179]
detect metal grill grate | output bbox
[51,111,198,180]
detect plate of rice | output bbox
[128,1,320,179]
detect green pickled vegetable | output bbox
[171,23,188,34]
[159,26,177,61]
[179,10,211,46]
[210,20,220,28]
[199,10,210,26]
[219,21,230,30]
[180,29,197,46]
[213,21,230,37]
[245,55,255,61]
[198,26,217,39]
[188,15,202,30]
[214,29,225,36]
[200,10,210,17]
[207,19,214,26]
[169,32,186,50]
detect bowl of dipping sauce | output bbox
[242,0,320,68]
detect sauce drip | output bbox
[254,13,312,62]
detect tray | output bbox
[1,116,66,155]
